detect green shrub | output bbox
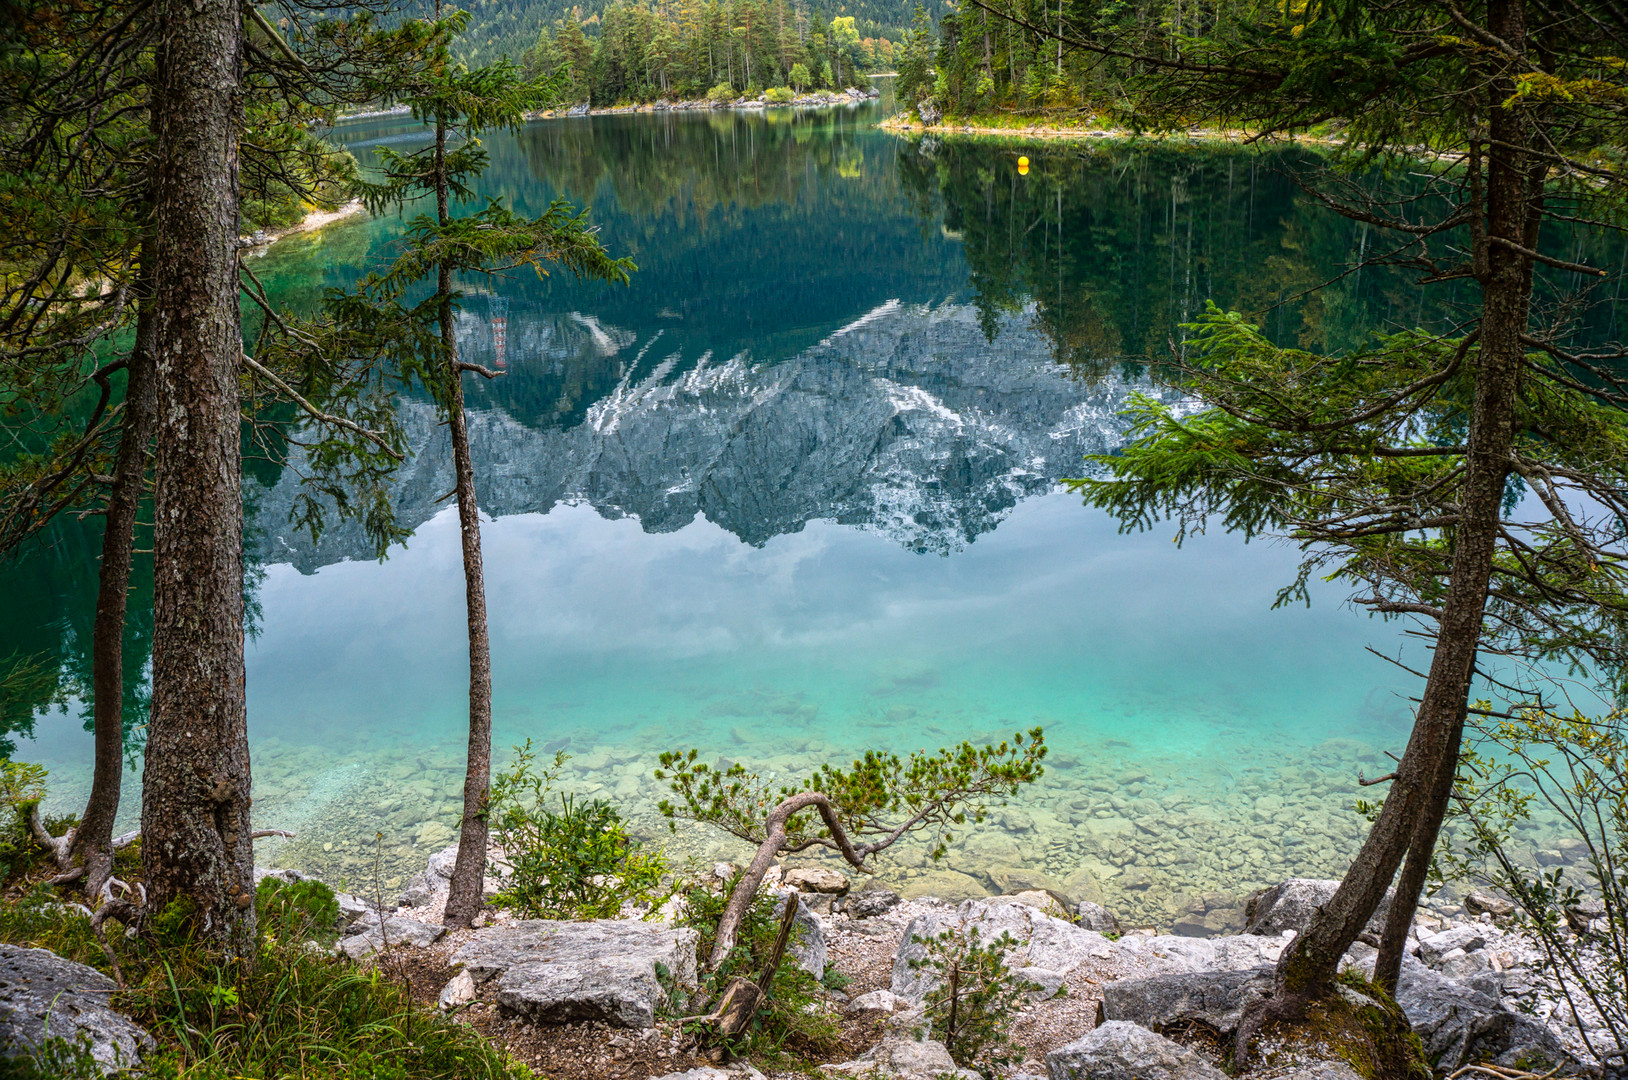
[488,741,668,920]
[706,82,738,103]
[0,892,534,1080]
[789,63,810,90]
[764,86,795,104]
[908,925,1039,1075]
[821,967,851,992]
[256,877,341,945]
[0,760,48,883]
[677,878,841,1062]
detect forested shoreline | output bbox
[517,0,901,104]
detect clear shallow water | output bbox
[10,104,1606,928]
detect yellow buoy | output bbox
[1017,155,1029,175]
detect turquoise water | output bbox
[13,103,1604,928]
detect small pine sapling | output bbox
[908,925,1040,1074]
[656,728,1045,969]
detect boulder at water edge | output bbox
[1098,966,1274,1035]
[845,881,902,918]
[1045,1021,1227,1080]
[396,842,459,908]
[1368,954,1573,1070]
[1243,879,1393,941]
[892,895,1120,1003]
[0,944,153,1075]
[783,866,850,895]
[450,919,699,1028]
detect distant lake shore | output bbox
[877,111,1343,148]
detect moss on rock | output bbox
[1244,975,1429,1080]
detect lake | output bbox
[10,101,1593,931]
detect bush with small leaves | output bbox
[706,82,738,104]
[908,925,1039,1076]
[1437,706,1628,1059]
[764,86,795,104]
[489,740,668,920]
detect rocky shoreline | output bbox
[5,842,1616,1078]
[525,86,880,120]
[340,849,1617,1076]
[238,198,365,251]
[367,847,1613,1077]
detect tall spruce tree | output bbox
[337,3,632,927]
[141,0,258,950]
[1023,0,1628,1059]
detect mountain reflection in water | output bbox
[13,106,1610,925]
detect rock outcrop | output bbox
[1365,954,1573,1070]
[0,945,153,1075]
[1044,1021,1227,1080]
[336,910,447,958]
[449,919,699,1028]
[891,896,1120,1003]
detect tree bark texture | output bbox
[142,0,254,950]
[1243,0,1534,1040]
[70,271,157,901]
[440,106,496,930]
[1372,1,1539,992]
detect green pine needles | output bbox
[656,729,1047,862]
[908,925,1040,1076]
[1073,306,1628,694]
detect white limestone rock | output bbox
[0,944,154,1075]
[1045,1021,1227,1080]
[450,918,699,1028]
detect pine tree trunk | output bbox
[1241,0,1533,1037]
[1372,0,1540,993]
[69,267,156,899]
[438,105,495,930]
[143,0,254,951]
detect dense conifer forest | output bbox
[514,0,901,102]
